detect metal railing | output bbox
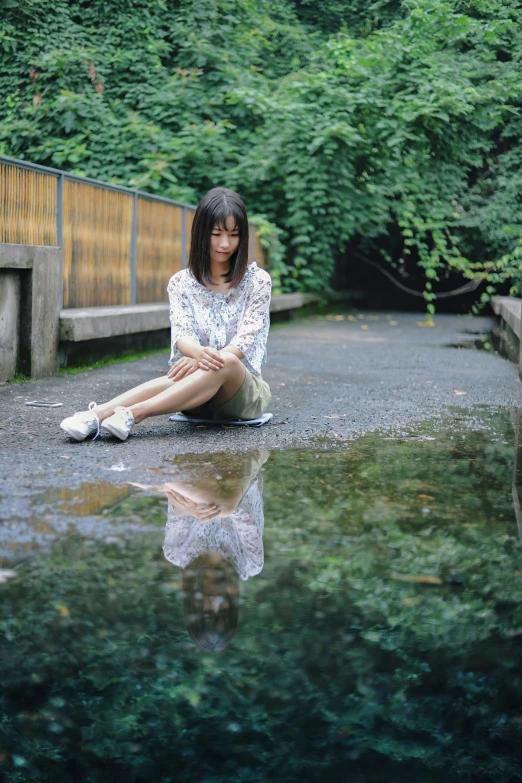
[0,154,263,308]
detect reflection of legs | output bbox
[100,354,246,425]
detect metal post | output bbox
[181,207,187,269]
[249,224,255,262]
[130,192,138,304]
[519,298,522,381]
[56,173,64,309]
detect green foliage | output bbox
[1,0,522,304]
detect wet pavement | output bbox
[1,310,522,781]
[0,311,520,497]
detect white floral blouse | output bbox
[162,475,265,581]
[167,262,272,376]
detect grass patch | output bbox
[5,373,32,385]
[59,347,169,376]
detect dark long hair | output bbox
[182,553,240,651]
[188,187,249,288]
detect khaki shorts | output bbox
[183,369,271,421]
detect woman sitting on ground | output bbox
[60,187,272,441]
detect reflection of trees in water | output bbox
[2,422,522,781]
[511,409,522,548]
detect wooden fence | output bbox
[0,155,265,308]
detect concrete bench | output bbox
[59,293,330,343]
[59,303,171,342]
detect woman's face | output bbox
[210,215,240,268]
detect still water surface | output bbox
[1,410,522,782]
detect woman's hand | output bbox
[197,347,225,372]
[167,357,199,381]
[166,489,221,522]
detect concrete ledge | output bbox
[491,296,521,338]
[269,293,318,312]
[0,243,61,379]
[491,295,522,378]
[59,292,357,343]
[60,303,170,342]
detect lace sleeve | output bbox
[167,273,198,365]
[229,478,265,578]
[162,509,199,569]
[230,270,271,375]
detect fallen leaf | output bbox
[347,315,356,321]
[417,321,435,327]
[401,597,418,606]
[418,494,435,501]
[361,324,369,330]
[390,573,442,585]
[389,320,398,326]
[453,390,468,396]
[55,604,70,618]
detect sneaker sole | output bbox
[60,422,89,441]
[101,422,129,441]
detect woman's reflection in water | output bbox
[133,450,269,651]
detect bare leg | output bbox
[97,354,246,425]
[94,376,175,422]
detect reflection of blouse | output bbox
[162,477,265,581]
[167,262,272,376]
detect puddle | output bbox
[1,412,522,781]
[444,333,499,353]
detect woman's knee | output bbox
[221,353,244,376]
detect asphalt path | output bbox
[0,310,520,510]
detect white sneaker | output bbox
[60,402,100,441]
[100,406,135,441]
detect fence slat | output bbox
[0,163,57,246]
[136,198,183,303]
[62,181,133,308]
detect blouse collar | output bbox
[189,262,257,299]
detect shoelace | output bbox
[88,401,101,441]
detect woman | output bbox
[132,449,268,650]
[60,187,272,441]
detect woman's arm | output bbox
[177,336,225,371]
[228,271,271,374]
[220,345,244,360]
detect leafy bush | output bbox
[1,0,522,304]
